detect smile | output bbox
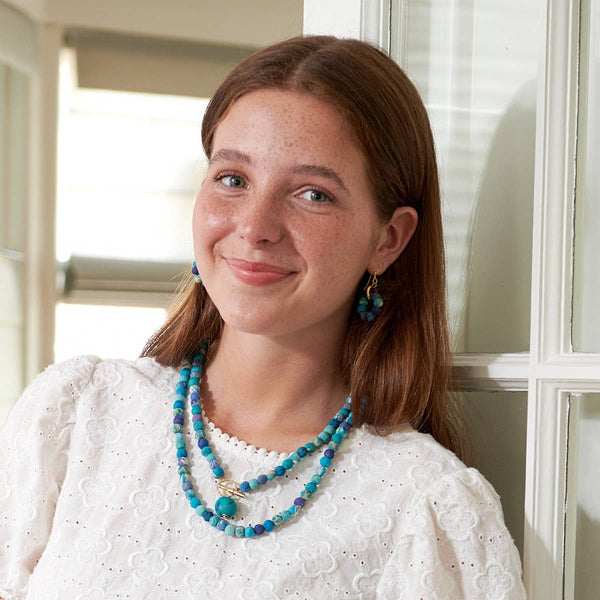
[225,258,296,286]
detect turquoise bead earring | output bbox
[357,272,383,321]
[192,261,202,284]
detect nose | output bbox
[236,192,284,247]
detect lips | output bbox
[225,257,296,286]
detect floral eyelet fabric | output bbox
[0,357,526,599]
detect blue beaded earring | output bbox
[357,272,383,321]
[192,261,202,284]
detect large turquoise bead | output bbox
[215,496,238,518]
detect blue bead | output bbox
[215,496,238,518]
[320,456,331,468]
[254,524,265,536]
[173,416,184,425]
[209,459,219,469]
[257,474,268,485]
[198,437,208,448]
[176,448,188,458]
[341,421,351,430]
[324,449,335,459]
[203,510,213,521]
[294,497,306,507]
[329,418,339,428]
[297,446,308,457]
[182,481,193,491]
[212,467,224,477]
[244,527,255,538]
[190,392,200,400]
[217,519,227,531]
[263,519,275,531]
[275,466,286,477]
[240,481,251,492]
[282,459,293,470]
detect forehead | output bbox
[211,89,366,172]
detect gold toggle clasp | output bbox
[216,479,246,499]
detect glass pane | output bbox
[464,391,527,559]
[392,1,543,352]
[54,303,166,362]
[56,61,209,263]
[573,0,600,352]
[567,393,600,598]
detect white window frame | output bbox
[305,0,600,597]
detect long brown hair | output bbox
[142,35,467,460]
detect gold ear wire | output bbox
[364,272,378,301]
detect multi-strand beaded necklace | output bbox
[172,340,354,538]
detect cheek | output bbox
[192,192,231,253]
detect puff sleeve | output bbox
[376,467,526,599]
[0,357,99,599]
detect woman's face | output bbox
[193,88,402,341]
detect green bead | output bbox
[249,479,259,490]
[311,474,322,485]
[281,510,292,521]
[312,437,323,448]
[176,439,185,449]
[272,514,283,526]
[324,425,335,435]
[328,441,339,451]
[205,453,216,463]
[267,470,277,481]
[300,489,312,500]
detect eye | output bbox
[299,189,333,204]
[217,174,248,189]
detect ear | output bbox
[368,206,418,274]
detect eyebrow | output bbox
[210,148,349,194]
[209,148,253,165]
[290,164,349,194]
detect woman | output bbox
[0,36,525,598]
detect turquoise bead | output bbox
[235,526,245,538]
[190,497,200,508]
[267,470,277,481]
[212,467,225,477]
[225,524,235,536]
[205,453,216,463]
[316,466,327,477]
[281,510,292,521]
[176,439,185,449]
[290,452,301,463]
[305,442,316,453]
[305,482,317,494]
[290,505,299,515]
[191,405,201,414]
[263,520,275,531]
[301,489,312,499]
[332,433,343,443]
[320,457,331,468]
[324,425,335,435]
[244,526,255,538]
[272,514,283,526]
[209,515,219,527]
[311,474,322,485]
[312,437,323,448]
[185,489,195,499]
[249,479,259,490]
[201,447,212,456]
[282,459,294,470]
[195,505,207,516]
[176,448,188,458]
[215,496,238,518]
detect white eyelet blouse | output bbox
[0,356,526,599]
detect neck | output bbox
[201,325,348,453]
